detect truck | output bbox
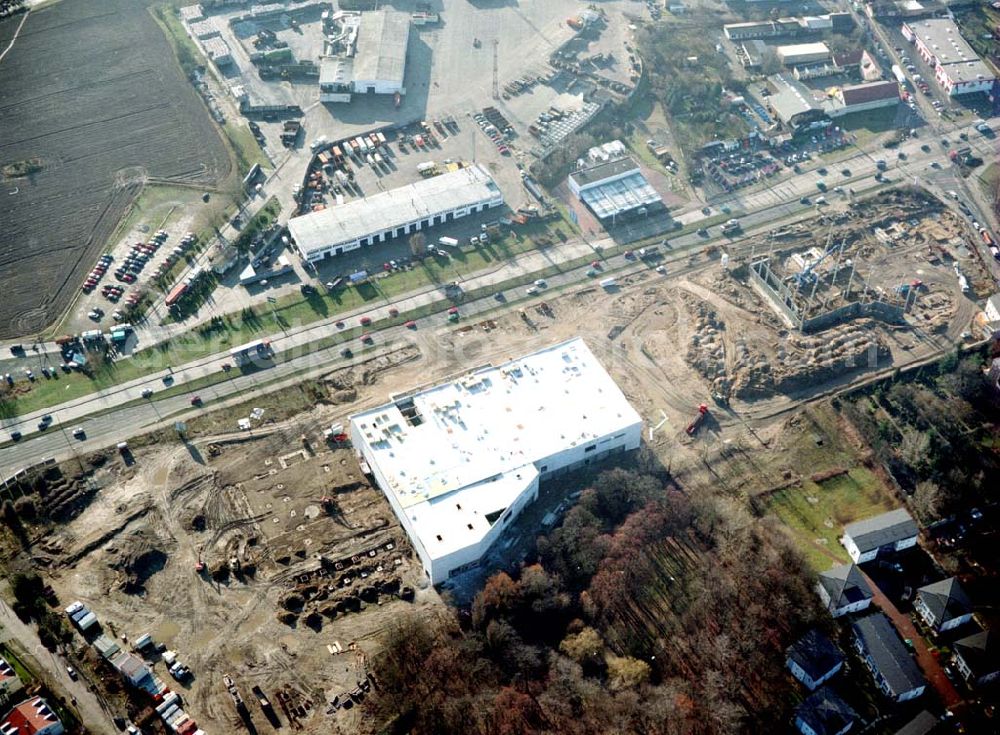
[638,244,659,259]
[417,161,437,176]
[891,64,907,85]
[721,219,741,235]
[438,236,459,247]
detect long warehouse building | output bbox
[287,164,504,262]
[350,338,644,584]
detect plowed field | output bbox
[0,1,230,337]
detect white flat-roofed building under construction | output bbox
[350,338,644,584]
[287,164,503,262]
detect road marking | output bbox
[0,9,29,65]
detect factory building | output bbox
[320,9,410,103]
[287,164,503,263]
[568,157,664,223]
[777,42,831,67]
[350,338,644,584]
[767,75,899,131]
[903,19,995,95]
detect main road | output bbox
[2,120,998,476]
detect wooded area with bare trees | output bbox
[367,469,823,734]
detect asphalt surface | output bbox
[1,120,998,477]
[0,599,118,735]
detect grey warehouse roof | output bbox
[353,9,410,85]
[818,562,872,609]
[287,164,501,256]
[852,613,926,696]
[844,508,917,552]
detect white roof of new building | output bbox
[351,338,642,560]
[778,42,831,57]
[939,59,995,84]
[908,19,978,65]
[287,164,502,256]
[353,9,410,85]
[320,56,354,85]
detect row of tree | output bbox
[366,469,824,734]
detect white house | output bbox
[794,687,857,735]
[842,508,917,563]
[816,563,873,617]
[350,338,643,584]
[984,294,1000,323]
[852,613,927,702]
[914,578,973,632]
[786,629,845,691]
[953,630,998,687]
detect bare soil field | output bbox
[0,0,231,338]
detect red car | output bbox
[404,320,417,329]
[190,395,202,406]
[447,306,459,315]
[360,333,373,343]
[388,307,399,317]
[360,316,372,326]
[121,273,136,283]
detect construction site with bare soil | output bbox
[6,187,993,733]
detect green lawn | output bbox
[767,468,894,571]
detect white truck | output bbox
[721,218,741,235]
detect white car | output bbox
[533,279,547,288]
[71,427,85,438]
[526,286,539,295]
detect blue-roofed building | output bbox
[568,158,664,223]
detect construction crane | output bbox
[492,40,500,100]
[793,230,845,291]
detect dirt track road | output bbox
[0,598,117,734]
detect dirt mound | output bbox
[104,530,172,594]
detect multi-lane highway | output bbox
[1,119,997,475]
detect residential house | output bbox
[787,629,845,690]
[851,613,927,702]
[0,697,64,735]
[894,710,939,735]
[794,686,858,735]
[0,657,24,710]
[842,508,918,563]
[953,630,999,687]
[914,578,972,632]
[816,563,873,617]
[984,293,1000,323]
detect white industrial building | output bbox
[568,157,663,222]
[777,42,831,66]
[903,19,995,96]
[320,9,410,103]
[350,338,644,584]
[287,164,503,262]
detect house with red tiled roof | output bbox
[0,697,64,735]
[0,657,24,710]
